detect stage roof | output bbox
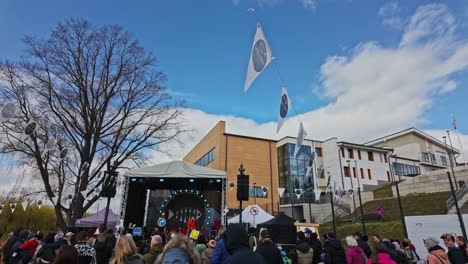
[124,160,227,179]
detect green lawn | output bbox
[321,221,405,241]
[373,182,396,199]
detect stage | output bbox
[120,161,227,231]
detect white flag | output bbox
[261,186,268,197]
[22,202,28,211]
[277,85,292,133]
[229,182,235,191]
[10,203,16,213]
[314,189,321,202]
[305,152,315,178]
[244,24,273,92]
[278,188,286,198]
[294,189,303,199]
[294,123,306,159]
[37,200,43,209]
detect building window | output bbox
[347,149,354,159]
[421,152,430,163]
[249,186,267,198]
[441,156,448,166]
[360,168,364,179]
[195,148,216,167]
[384,154,388,163]
[430,153,436,164]
[315,147,323,157]
[344,166,351,177]
[392,162,421,177]
[368,169,372,179]
[368,152,374,161]
[387,171,391,182]
[358,150,362,160]
[352,167,357,178]
[341,148,345,158]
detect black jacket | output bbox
[308,239,322,264]
[448,246,466,264]
[324,240,347,264]
[357,238,372,259]
[222,224,265,264]
[94,242,111,264]
[255,240,284,264]
[3,235,21,263]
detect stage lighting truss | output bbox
[159,189,213,227]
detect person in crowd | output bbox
[34,233,44,257]
[248,227,258,251]
[195,235,207,253]
[373,235,382,244]
[35,233,58,264]
[211,227,229,264]
[456,236,468,261]
[10,230,30,264]
[255,229,283,264]
[110,234,143,264]
[187,217,197,232]
[392,241,404,253]
[289,231,313,264]
[423,236,449,264]
[54,245,78,264]
[201,240,216,264]
[142,235,163,264]
[3,228,23,264]
[307,233,322,264]
[441,233,465,264]
[402,238,416,252]
[369,242,396,264]
[383,241,407,264]
[353,232,372,259]
[75,231,97,264]
[401,240,419,263]
[376,204,384,222]
[94,233,110,264]
[106,230,117,256]
[155,235,200,264]
[323,232,346,264]
[18,232,39,263]
[346,236,365,264]
[221,224,264,264]
[1,232,13,261]
[54,233,69,248]
[65,232,75,245]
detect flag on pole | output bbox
[278,188,285,198]
[305,152,315,179]
[21,202,28,211]
[294,122,306,159]
[314,189,321,202]
[244,24,273,92]
[451,113,457,130]
[277,85,292,133]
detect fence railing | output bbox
[446,183,468,210]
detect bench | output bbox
[358,213,381,222]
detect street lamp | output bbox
[354,160,366,235]
[389,153,408,237]
[347,160,357,222]
[446,132,459,190]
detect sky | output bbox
[1,0,468,208]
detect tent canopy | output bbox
[125,161,226,179]
[227,205,273,228]
[257,213,296,244]
[75,209,118,228]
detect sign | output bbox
[250,206,259,216]
[189,229,200,240]
[132,227,142,237]
[157,217,166,227]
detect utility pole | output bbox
[447,171,467,238]
[347,160,357,222]
[389,154,408,237]
[446,132,459,190]
[355,160,366,235]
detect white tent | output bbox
[228,205,273,227]
[124,160,227,179]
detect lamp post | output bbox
[355,160,366,235]
[328,172,337,235]
[446,132,459,190]
[389,153,408,237]
[347,160,357,223]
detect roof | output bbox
[75,209,118,227]
[338,141,393,153]
[365,128,460,154]
[124,160,226,179]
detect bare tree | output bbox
[0,19,184,230]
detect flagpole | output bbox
[455,131,467,166]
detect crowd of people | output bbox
[0,225,467,264]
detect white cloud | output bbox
[232,0,316,11]
[150,3,468,165]
[379,2,403,29]
[299,0,316,11]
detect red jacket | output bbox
[19,239,38,257]
[187,219,196,230]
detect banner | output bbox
[294,122,306,159]
[244,24,273,92]
[294,189,303,199]
[277,85,292,133]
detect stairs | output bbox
[362,180,391,192]
[447,184,468,214]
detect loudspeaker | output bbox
[237,174,249,201]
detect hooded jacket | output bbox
[142,244,163,264]
[308,238,322,264]
[426,246,449,264]
[357,238,372,259]
[289,240,313,264]
[255,240,284,264]
[160,248,189,264]
[222,224,265,264]
[367,253,396,264]
[447,246,466,264]
[3,228,23,263]
[324,239,347,264]
[211,237,229,264]
[346,246,365,264]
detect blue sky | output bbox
[1,0,467,133]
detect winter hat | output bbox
[55,232,64,242]
[424,236,440,248]
[162,248,189,264]
[327,232,336,240]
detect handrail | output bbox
[446,183,468,210]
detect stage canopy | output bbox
[257,212,296,244]
[75,209,119,229]
[125,161,227,179]
[227,205,273,227]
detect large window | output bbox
[195,148,216,167]
[421,152,430,163]
[368,151,374,161]
[441,156,448,167]
[347,149,354,159]
[249,186,267,198]
[315,147,323,157]
[392,162,421,177]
